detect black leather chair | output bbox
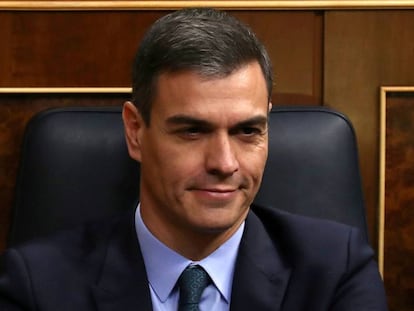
[8,106,368,246]
[255,107,367,236]
[9,107,140,246]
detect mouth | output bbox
[189,187,239,201]
[201,187,237,192]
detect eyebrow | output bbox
[165,114,268,128]
[235,115,268,128]
[166,115,211,127]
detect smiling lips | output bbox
[190,187,239,201]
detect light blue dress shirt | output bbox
[135,204,244,311]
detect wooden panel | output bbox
[382,90,414,311]
[0,10,323,251]
[0,10,323,100]
[324,10,414,249]
[0,11,165,87]
[233,11,323,102]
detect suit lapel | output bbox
[92,211,153,311]
[230,208,291,311]
[90,206,291,311]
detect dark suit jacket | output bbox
[0,205,388,310]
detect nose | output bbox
[205,133,239,176]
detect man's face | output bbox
[124,61,270,245]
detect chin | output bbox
[191,211,248,235]
[193,224,235,235]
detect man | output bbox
[0,7,387,311]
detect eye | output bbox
[240,127,261,136]
[183,127,202,135]
[175,126,207,139]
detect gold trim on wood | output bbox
[379,86,414,278]
[0,87,131,93]
[0,0,414,10]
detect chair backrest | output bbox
[9,107,140,246]
[8,106,367,246]
[255,107,367,236]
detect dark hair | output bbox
[132,7,273,125]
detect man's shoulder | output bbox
[251,203,355,236]
[0,209,146,310]
[3,210,134,270]
[240,207,386,310]
[249,204,369,265]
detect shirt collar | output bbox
[135,204,244,303]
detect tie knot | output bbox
[178,265,211,310]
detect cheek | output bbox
[240,145,268,173]
[240,151,268,192]
[142,141,202,184]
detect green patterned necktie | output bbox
[177,265,211,311]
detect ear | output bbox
[268,102,273,113]
[122,101,144,162]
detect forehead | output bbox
[152,62,269,121]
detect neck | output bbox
[140,205,247,261]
